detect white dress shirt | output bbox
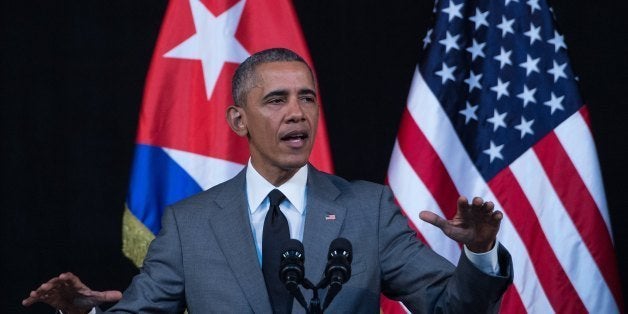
[246,160,308,266]
[245,160,499,274]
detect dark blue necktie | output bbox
[262,189,292,313]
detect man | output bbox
[23,48,512,313]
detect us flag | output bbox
[383,0,622,312]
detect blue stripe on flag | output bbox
[126,144,202,234]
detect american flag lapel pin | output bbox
[325,213,336,221]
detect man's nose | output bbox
[285,97,305,122]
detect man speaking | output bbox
[23,48,512,313]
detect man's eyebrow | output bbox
[298,88,316,96]
[262,90,289,100]
[262,88,317,100]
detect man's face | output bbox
[234,61,319,180]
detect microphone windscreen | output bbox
[282,239,304,255]
[328,238,352,262]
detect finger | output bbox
[419,211,448,229]
[23,273,79,307]
[23,283,57,305]
[35,282,55,295]
[58,272,92,293]
[22,291,40,306]
[470,196,485,212]
[457,196,469,211]
[59,272,81,286]
[95,290,123,303]
[74,290,123,308]
[490,210,503,227]
[483,200,495,212]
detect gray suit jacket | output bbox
[108,166,512,313]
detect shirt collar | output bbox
[245,159,308,215]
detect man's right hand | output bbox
[22,272,122,314]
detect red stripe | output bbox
[380,295,408,314]
[534,132,623,308]
[499,285,527,314]
[396,108,459,219]
[490,168,588,313]
[579,106,592,129]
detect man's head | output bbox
[231,48,316,107]
[226,48,319,185]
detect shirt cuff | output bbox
[463,242,500,275]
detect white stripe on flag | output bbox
[406,68,554,313]
[510,148,618,313]
[388,141,461,264]
[163,147,244,190]
[554,111,612,235]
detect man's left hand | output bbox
[419,196,503,253]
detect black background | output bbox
[1,1,626,312]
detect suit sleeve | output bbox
[377,186,513,313]
[106,206,186,313]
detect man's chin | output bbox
[279,157,310,170]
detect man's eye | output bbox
[268,98,284,104]
[300,96,315,103]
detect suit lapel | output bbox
[209,169,272,313]
[302,166,347,284]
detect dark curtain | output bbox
[1,1,626,312]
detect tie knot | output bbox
[268,189,286,208]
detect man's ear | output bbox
[226,105,248,137]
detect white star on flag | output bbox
[544,92,565,114]
[548,60,567,82]
[464,70,482,92]
[517,85,537,107]
[164,0,250,100]
[524,23,542,45]
[519,54,540,76]
[491,78,510,99]
[459,102,479,124]
[548,30,567,52]
[442,0,463,22]
[494,47,512,69]
[487,109,508,131]
[466,39,486,61]
[497,16,515,37]
[423,29,433,48]
[469,8,489,30]
[514,116,535,138]
[483,140,504,163]
[439,31,460,53]
[435,62,456,84]
[527,0,541,12]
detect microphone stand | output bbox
[292,276,343,313]
[283,238,351,313]
[302,278,321,314]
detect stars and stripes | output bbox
[383,0,622,313]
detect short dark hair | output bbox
[231,48,315,106]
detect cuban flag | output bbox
[383,0,622,313]
[122,0,333,267]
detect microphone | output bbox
[322,238,352,310]
[279,239,308,309]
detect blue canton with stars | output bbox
[420,0,583,181]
